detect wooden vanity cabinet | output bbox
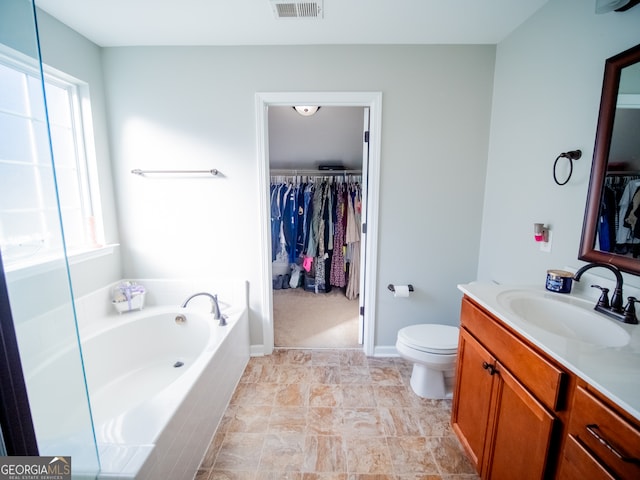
[454,295,640,480]
[452,300,560,479]
[453,329,555,479]
[451,329,494,469]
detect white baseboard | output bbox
[373,345,399,357]
[251,343,398,357]
[250,344,266,356]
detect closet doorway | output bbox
[256,92,382,356]
[270,106,364,348]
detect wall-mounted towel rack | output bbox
[131,168,219,176]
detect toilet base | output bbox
[409,363,453,399]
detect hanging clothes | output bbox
[330,184,347,288]
[345,183,361,300]
[614,177,640,250]
[597,174,640,256]
[270,183,285,261]
[270,174,362,298]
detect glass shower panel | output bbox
[0,0,99,477]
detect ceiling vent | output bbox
[270,1,323,19]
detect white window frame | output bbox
[0,46,104,273]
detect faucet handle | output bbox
[591,285,610,309]
[623,296,639,325]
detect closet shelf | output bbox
[270,168,361,176]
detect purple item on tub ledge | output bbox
[115,282,146,310]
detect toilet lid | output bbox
[398,324,459,354]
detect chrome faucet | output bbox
[573,263,638,324]
[181,292,227,326]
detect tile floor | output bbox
[194,349,479,480]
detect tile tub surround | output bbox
[195,350,478,480]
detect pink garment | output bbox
[303,256,314,272]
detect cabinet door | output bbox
[452,328,496,472]
[484,361,556,480]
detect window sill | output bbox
[4,244,119,282]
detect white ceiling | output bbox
[34,0,550,48]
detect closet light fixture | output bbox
[595,0,640,13]
[293,106,321,116]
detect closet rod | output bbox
[606,170,640,176]
[270,169,361,176]
[131,168,219,176]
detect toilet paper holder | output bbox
[388,284,414,293]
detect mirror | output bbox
[579,42,640,275]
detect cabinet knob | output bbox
[482,361,497,376]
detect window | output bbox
[0,50,102,269]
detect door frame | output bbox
[255,91,382,356]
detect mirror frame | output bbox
[579,42,640,275]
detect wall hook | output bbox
[553,149,582,186]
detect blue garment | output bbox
[295,184,306,259]
[271,182,302,263]
[302,184,314,255]
[281,184,298,263]
[270,184,283,261]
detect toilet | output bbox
[396,324,460,399]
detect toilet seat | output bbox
[397,324,459,355]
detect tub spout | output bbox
[181,292,226,325]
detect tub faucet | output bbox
[181,292,227,326]
[573,262,637,323]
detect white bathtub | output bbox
[17,279,249,479]
[85,307,219,443]
[82,303,250,479]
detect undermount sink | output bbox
[496,290,631,347]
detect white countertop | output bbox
[458,282,640,422]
